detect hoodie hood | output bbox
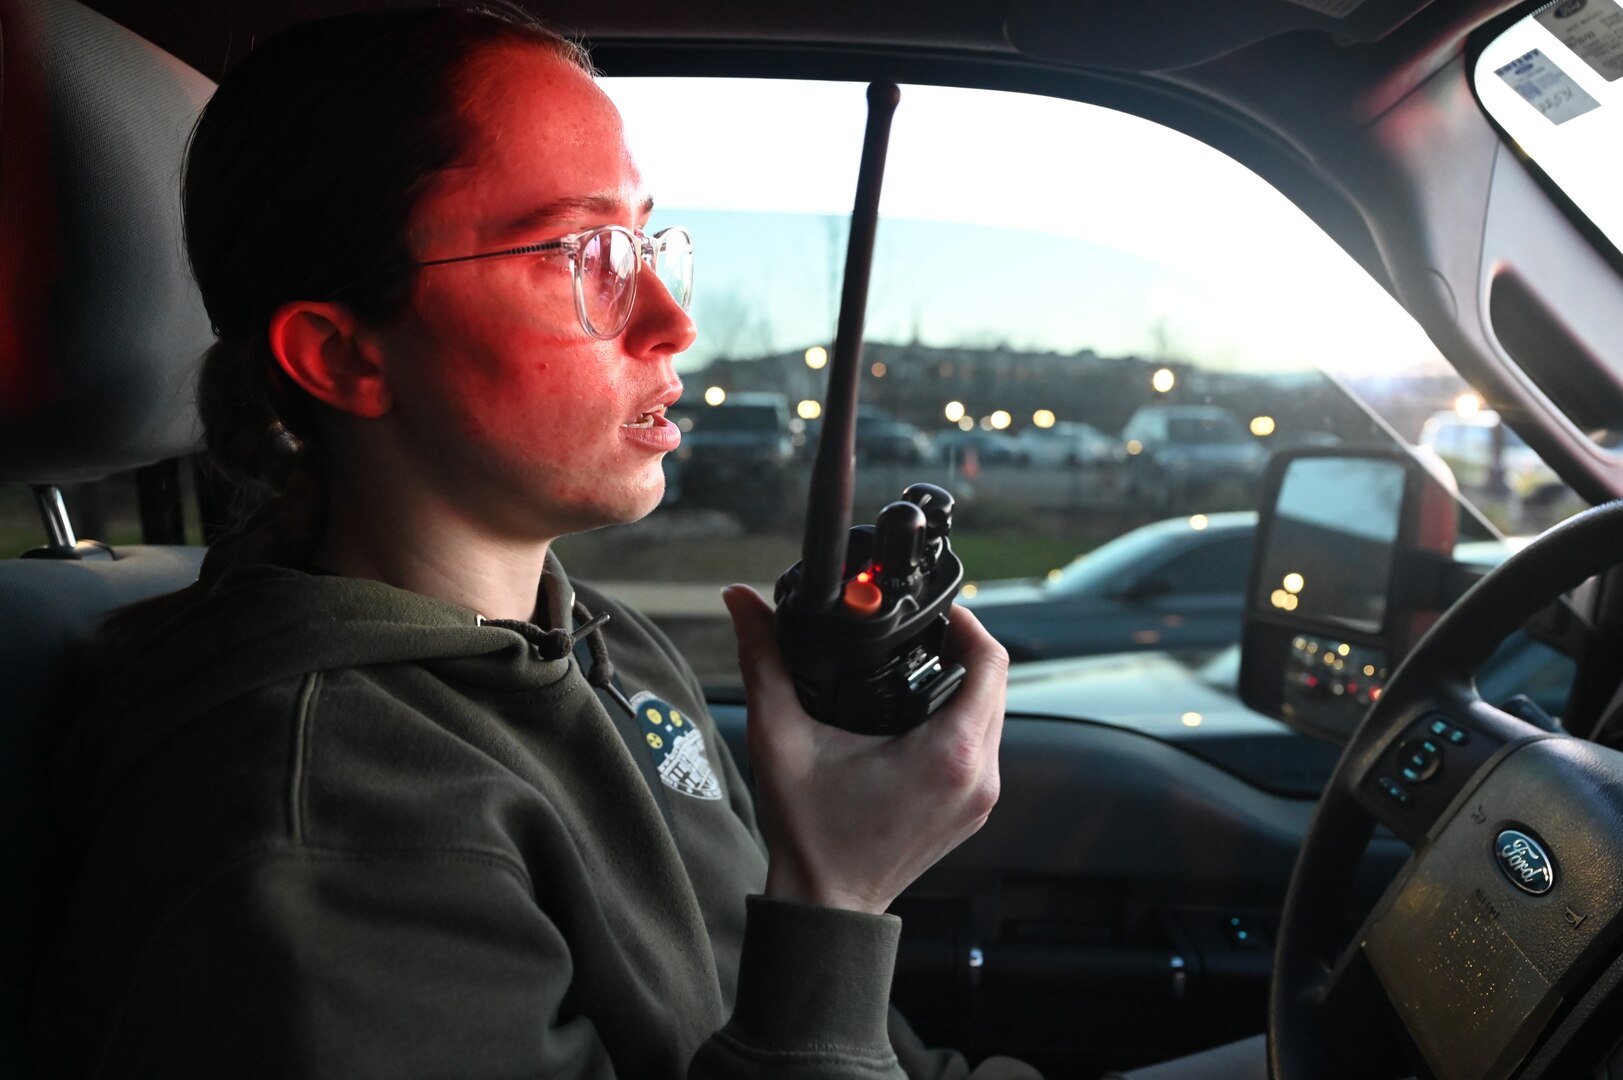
[61,553,592,832]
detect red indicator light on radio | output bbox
[842,576,884,616]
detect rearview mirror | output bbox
[1239,448,1457,743]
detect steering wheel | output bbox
[1270,499,1623,1080]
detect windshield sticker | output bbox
[1281,0,1366,16]
[1495,49,1602,123]
[1537,0,1623,82]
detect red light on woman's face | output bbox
[374,48,694,542]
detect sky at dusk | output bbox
[606,77,1456,380]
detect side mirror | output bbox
[1238,448,1457,743]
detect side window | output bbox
[1151,538,1254,596]
[587,77,1582,738]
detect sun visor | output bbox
[0,0,215,484]
[1004,0,1439,72]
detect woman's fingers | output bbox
[722,584,795,710]
[918,604,1009,751]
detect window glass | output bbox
[562,76,1583,737]
[1154,538,1254,595]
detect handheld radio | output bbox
[772,83,966,737]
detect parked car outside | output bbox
[666,392,794,528]
[1418,409,1563,500]
[1121,405,1267,509]
[1013,420,1120,467]
[854,408,934,465]
[962,511,1255,661]
[936,429,1026,469]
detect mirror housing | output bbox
[1238,447,1458,743]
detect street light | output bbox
[1152,368,1176,393]
[944,400,966,423]
[797,399,822,420]
[1032,409,1056,428]
[990,410,1012,430]
[804,346,828,370]
[704,386,726,406]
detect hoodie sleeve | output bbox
[698,897,1044,1080]
[90,848,1037,1080]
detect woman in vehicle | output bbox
[32,6,1027,1078]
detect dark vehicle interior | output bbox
[7,0,1623,1076]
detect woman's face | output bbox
[372,45,694,543]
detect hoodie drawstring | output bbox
[572,601,636,717]
[483,602,635,718]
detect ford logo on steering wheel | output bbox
[1495,829,1556,895]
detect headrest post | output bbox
[30,485,78,551]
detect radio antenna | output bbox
[792,81,900,613]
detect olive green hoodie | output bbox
[33,557,1037,1079]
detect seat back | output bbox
[0,0,215,1071]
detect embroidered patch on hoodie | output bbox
[629,691,723,800]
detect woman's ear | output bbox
[267,301,393,419]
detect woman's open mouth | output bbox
[620,409,680,450]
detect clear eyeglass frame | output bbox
[408,223,694,340]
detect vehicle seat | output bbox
[0,0,214,1073]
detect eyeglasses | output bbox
[331,224,694,340]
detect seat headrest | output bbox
[0,0,215,484]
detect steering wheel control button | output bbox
[1225,915,1265,951]
[1426,715,1471,746]
[1396,738,1443,783]
[1378,777,1412,805]
[1494,828,1556,895]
